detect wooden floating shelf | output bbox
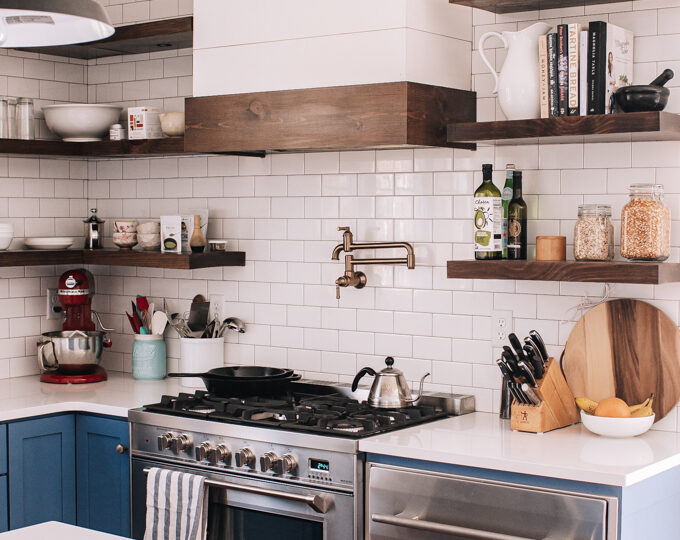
[449,0,630,14]
[0,250,245,270]
[446,260,680,285]
[186,82,477,153]
[447,112,680,145]
[18,17,193,60]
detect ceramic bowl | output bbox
[580,410,654,438]
[136,221,160,234]
[112,232,138,250]
[114,220,138,233]
[43,104,123,142]
[159,112,185,137]
[137,233,161,251]
[0,231,12,250]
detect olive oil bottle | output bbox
[474,163,502,260]
[507,170,527,260]
[501,164,515,259]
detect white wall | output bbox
[192,0,472,95]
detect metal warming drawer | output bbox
[366,464,618,540]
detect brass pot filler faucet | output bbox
[331,226,415,299]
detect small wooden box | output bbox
[511,358,580,434]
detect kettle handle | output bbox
[478,31,507,95]
[351,367,376,392]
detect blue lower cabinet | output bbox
[8,414,76,529]
[76,415,130,537]
[0,476,8,533]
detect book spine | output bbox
[579,30,588,116]
[557,24,568,116]
[539,34,549,119]
[567,23,580,115]
[588,21,607,115]
[547,33,559,117]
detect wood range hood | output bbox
[185,82,476,153]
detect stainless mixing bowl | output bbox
[38,330,110,374]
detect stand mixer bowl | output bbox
[38,330,109,374]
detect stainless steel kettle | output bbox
[351,356,430,408]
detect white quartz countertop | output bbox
[358,412,680,487]
[0,521,128,539]
[0,371,185,421]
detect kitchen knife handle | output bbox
[521,383,542,406]
[516,359,538,387]
[508,333,526,360]
[529,330,548,362]
[523,344,544,379]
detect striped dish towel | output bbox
[143,468,208,540]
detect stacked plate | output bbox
[24,237,74,250]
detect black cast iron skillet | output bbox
[167,366,301,397]
[615,69,674,112]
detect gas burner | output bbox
[322,419,372,433]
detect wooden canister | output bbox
[536,236,566,261]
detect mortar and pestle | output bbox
[615,69,674,112]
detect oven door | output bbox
[131,457,356,540]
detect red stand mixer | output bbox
[38,269,111,384]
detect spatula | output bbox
[187,301,210,332]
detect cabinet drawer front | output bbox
[367,464,618,540]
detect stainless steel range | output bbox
[129,381,473,540]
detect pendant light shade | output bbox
[0,0,114,47]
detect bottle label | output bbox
[502,187,513,201]
[508,218,522,248]
[474,197,502,252]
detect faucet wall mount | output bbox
[331,227,415,299]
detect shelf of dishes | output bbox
[0,249,246,270]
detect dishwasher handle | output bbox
[143,467,332,514]
[371,513,537,540]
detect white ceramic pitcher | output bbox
[479,22,551,120]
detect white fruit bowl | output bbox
[43,104,123,142]
[580,410,654,438]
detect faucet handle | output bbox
[337,226,350,232]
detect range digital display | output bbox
[310,458,330,473]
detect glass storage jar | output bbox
[621,183,671,261]
[132,334,166,380]
[574,204,614,261]
[16,98,34,140]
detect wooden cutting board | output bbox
[563,298,680,422]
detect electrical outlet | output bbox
[46,288,61,320]
[208,294,224,323]
[491,310,513,346]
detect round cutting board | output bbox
[563,298,680,422]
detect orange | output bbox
[594,397,631,418]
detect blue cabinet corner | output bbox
[8,414,76,529]
[76,414,130,537]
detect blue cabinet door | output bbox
[76,415,130,537]
[8,414,76,529]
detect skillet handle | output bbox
[351,367,376,392]
[166,372,206,378]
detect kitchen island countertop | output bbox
[0,521,128,539]
[358,412,680,487]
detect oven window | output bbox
[209,505,323,540]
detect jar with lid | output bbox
[574,204,614,261]
[132,334,166,380]
[621,183,670,261]
[16,98,34,140]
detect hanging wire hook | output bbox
[560,283,613,324]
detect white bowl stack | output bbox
[0,223,13,250]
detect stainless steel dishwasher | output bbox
[366,463,618,540]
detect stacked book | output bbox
[539,22,633,118]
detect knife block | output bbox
[510,358,580,434]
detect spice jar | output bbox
[621,183,670,261]
[574,204,614,261]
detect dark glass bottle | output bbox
[474,164,502,260]
[507,170,527,260]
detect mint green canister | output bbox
[132,334,166,380]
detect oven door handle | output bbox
[143,468,332,513]
[371,513,536,540]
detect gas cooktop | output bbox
[143,383,449,439]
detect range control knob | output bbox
[235,448,255,469]
[195,441,213,461]
[209,444,231,466]
[170,434,193,454]
[259,451,279,472]
[274,454,298,475]
[157,432,177,451]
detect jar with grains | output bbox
[621,183,670,261]
[574,204,614,261]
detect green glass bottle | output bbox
[501,164,515,259]
[474,163,502,260]
[507,170,527,260]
